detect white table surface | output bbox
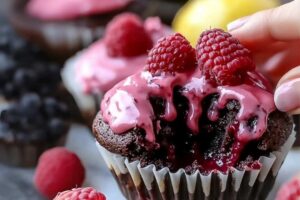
[0,124,299,200]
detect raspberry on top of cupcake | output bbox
[74,12,172,94]
[94,29,293,174]
[26,0,133,21]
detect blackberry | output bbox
[0,93,70,142]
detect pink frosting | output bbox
[75,17,172,93]
[26,0,133,20]
[101,70,275,143]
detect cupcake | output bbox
[93,30,295,199]
[7,0,172,60]
[62,13,172,126]
[0,93,70,167]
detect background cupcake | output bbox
[0,19,83,167]
[0,20,82,122]
[93,30,295,199]
[0,93,70,167]
[7,0,176,60]
[62,13,172,126]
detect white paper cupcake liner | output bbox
[62,54,102,124]
[96,129,296,200]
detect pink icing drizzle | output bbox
[26,0,133,20]
[101,70,275,144]
[75,17,172,93]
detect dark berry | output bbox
[3,83,16,98]
[20,93,42,111]
[48,118,66,137]
[13,69,35,87]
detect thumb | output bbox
[227,0,300,49]
[274,66,300,114]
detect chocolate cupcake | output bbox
[0,93,70,167]
[93,30,295,200]
[62,13,172,126]
[7,0,177,60]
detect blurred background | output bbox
[0,0,297,200]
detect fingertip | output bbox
[227,16,250,32]
[274,77,300,113]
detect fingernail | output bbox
[227,17,249,32]
[274,78,300,113]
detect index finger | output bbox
[228,0,300,50]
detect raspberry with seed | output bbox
[145,33,196,75]
[276,175,300,200]
[54,187,106,200]
[34,147,85,199]
[196,29,255,86]
[104,13,153,57]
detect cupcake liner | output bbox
[62,53,101,126]
[96,129,296,200]
[8,0,102,60]
[0,133,66,167]
[293,115,300,147]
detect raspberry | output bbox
[145,33,196,75]
[34,147,85,199]
[104,13,153,57]
[54,187,106,200]
[276,176,300,200]
[196,29,255,86]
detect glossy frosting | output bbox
[75,17,172,93]
[101,69,275,144]
[26,0,133,20]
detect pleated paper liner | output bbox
[0,133,66,167]
[96,130,296,200]
[293,115,300,147]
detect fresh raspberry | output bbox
[34,147,85,199]
[196,29,255,86]
[104,13,153,57]
[54,187,106,200]
[276,176,300,200]
[145,33,196,75]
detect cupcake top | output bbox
[75,13,172,94]
[0,93,70,143]
[0,24,61,100]
[26,0,133,21]
[93,29,293,174]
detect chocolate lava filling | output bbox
[94,87,293,174]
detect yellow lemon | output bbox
[173,0,279,46]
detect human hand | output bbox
[227,0,300,114]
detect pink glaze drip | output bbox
[102,71,191,142]
[101,69,275,144]
[75,17,172,94]
[26,0,133,20]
